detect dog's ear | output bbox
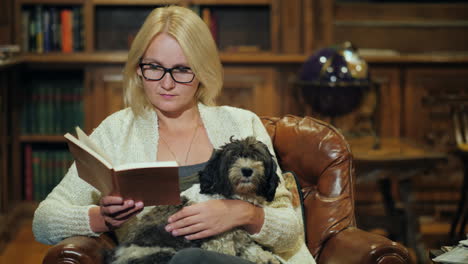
[199,149,234,197]
[255,142,279,202]
[261,158,279,202]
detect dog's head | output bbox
[199,136,279,202]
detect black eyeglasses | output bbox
[139,62,196,83]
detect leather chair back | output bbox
[261,115,356,257]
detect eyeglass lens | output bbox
[140,64,194,83]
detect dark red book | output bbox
[24,144,33,201]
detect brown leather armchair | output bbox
[43,115,410,264]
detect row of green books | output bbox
[20,78,84,135]
[21,5,84,53]
[24,144,74,202]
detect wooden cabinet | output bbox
[221,67,279,116]
[84,66,124,132]
[404,67,468,149]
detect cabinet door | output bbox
[220,67,279,117]
[370,67,401,138]
[404,68,468,149]
[85,67,124,132]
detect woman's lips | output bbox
[160,94,176,99]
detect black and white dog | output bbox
[106,137,281,264]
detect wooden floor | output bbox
[0,219,51,264]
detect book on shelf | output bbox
[60,9,72,53]
[23,145,71,202]
[24,144,33,201]
[64,127,181,205]
[201,8,218,45]
[21,5,83,53]
[21,76,83,135]
[35,5,44,53]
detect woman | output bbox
[33,5,315,264]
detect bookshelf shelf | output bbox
[92,0,181,5]
[20,52,468,64]
[0,57,24,69]
[192,0,271,5]
[21,52,309,64]
[19,135,67,143]
[22,52,127,63]
[19,0,85,5]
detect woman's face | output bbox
[138,33,200,115]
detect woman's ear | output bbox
[136,66,143,78]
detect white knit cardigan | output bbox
[32,103,315,264]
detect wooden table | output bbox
[349,137,447,264]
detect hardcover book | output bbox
[64,127,180,205]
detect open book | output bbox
[64,127,180,205]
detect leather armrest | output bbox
[318,227,411,264]
[43,234,116,264]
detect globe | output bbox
[297,42,371,117]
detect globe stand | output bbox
[295,80,381,150]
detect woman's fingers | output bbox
[165,200,236,240]
[100,196,124,206]
[101,200,137,217]
[99,196,144,229]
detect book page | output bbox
[65,133,114,195]
[75,126,112,165]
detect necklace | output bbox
[159,122,200,166]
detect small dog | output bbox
[106,137,281,264]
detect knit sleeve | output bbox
[249,114,304,254]
[32,163,102,245]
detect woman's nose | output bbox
[160,73,175,90]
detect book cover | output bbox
[65,127,181,205]
[43,8,51,53]
[21,10,30,52]
[32,150,41,201]
[35,5,43,54]
[24,144,33,201]
[60,9,72,53]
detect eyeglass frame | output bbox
[138,60,196,84]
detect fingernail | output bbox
[125,200,134,206]
[135,201,143,208]
[165,225,172,232]
[172,230,178,236]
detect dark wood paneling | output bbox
[335,3,468,21]
[334,26,468,53]
[0,0,13,44]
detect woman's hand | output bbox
[89,196,144,232]
[165,199,264,240]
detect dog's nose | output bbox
[241,168,253,177]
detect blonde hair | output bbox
[123,5,223,116]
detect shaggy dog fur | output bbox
[106,137,281,264]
